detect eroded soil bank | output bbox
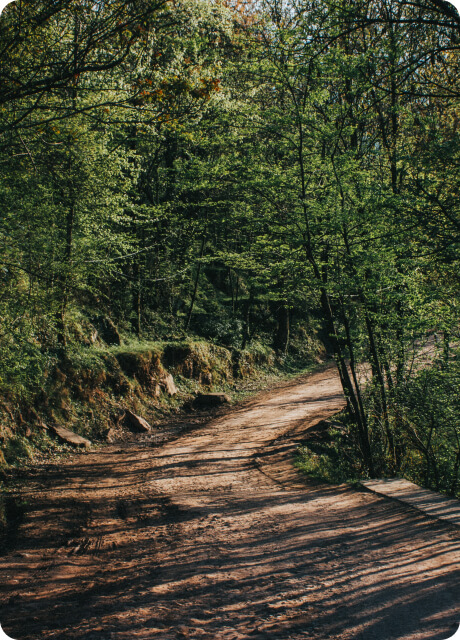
[0,367,459,640]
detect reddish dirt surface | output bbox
[1,366,459,640]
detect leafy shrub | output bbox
[0,336,55,401]
[2,435,34,465]
[396,354,460,497]
[295,419,366,484]
[189,313,243,348]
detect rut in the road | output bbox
[0,367,459,640]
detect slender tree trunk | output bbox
[363,310,396,466]
[131,262,141,336]
[56,185,75,347]
[229,268,235,315]
[274,304,290,354]
[449,431,460,496]
[241,287,254,350]
[319,288,375,476]
[185,237,205,331]
[339,296,368,430]
[56,15,80,347]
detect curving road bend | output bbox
[1,366,459,640]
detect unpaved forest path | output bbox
[1,366,459,640]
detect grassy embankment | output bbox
[0,338,321,474]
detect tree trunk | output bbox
[185,238,205,331]
[274,304,290,354]
[131,261,141,336]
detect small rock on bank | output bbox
[159,373,177,396]
[193,393,231,408]
[124,410,151,433]
[47,424,91,448]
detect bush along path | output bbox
[0,366,459,640]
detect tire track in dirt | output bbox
[0,366,459,640]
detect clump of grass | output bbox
[163,340,234,385]
[2,435,34,466]
[294,417,366,484]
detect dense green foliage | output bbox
[0,0,459,494]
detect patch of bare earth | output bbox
[1,366,459,640]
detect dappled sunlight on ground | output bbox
[0,367,458,640]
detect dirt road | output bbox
[1,367,459,640]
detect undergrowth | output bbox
[295,356,460,499]
[294,415,367,485]
[0,337,318,476]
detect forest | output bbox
[0,0,459,496]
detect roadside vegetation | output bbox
[296,352,460,498]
